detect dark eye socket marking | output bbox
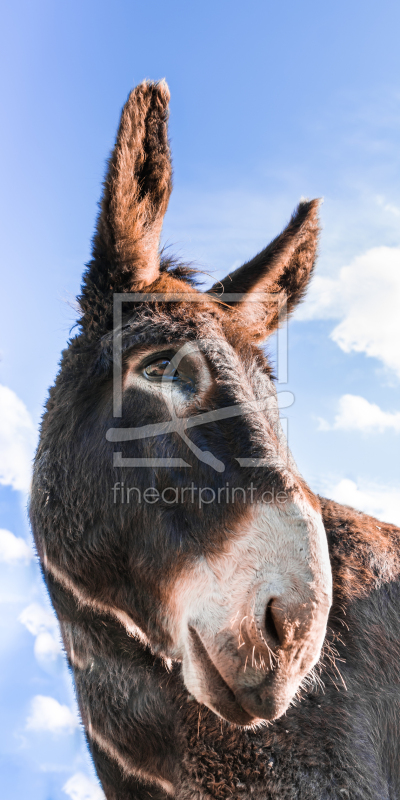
[141,353,196,394]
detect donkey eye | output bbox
[143,358,175,380]
[142,356,196,394]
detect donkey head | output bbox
[32,81,332,726]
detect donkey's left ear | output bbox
[209,199,320,339]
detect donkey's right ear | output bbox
[208,199,320,340]
[79,80,172,336]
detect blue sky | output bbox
[1,1,400,797]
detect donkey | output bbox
[30,81,400,799]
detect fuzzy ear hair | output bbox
[209,199,320,339]
[79,80,172,336]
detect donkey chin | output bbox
[175,499,332,726]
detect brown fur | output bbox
[321,497,400,601]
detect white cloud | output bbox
[19,602,63,665]
[0,528,34,563]
[319,394,400,433]
[377,195,400,218]
[33,631,63,663]
[296,246,400,377]
[19,602,58,636]
[328,478,400,526]
[26,695,79,734]
[63,772,105,800]
[0,384,37,493]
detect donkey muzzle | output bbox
[185,584,331,725]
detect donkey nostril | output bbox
[265,599,282,648]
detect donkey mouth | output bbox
[187,626,305,725]
[187,626,256,725]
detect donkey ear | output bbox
[209,199,320,339]
[79,80,172,335]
